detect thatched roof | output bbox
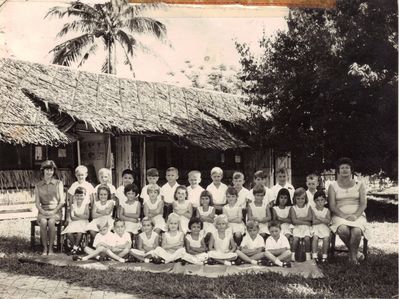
[0,58,250,150]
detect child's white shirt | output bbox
[113,232,132,247]
[93,231,115,248]
[115,185,127,204]
[187,185,204,208]
[306,190,316,208]
[160,182,180,204]
[265,235,290,251]
[237,187,250,208]
[240,234,265,250]
[271,183,295,202]
[206,182,228,205]
[247,186,274,206]
[68,181,94,205]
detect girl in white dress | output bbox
[290,187,312,262]
[86,186,114,240]
[272,188,293,239]
[62,187,89,254]
[196,190,216,235]
[182,218,208,265]
[311,190,331,263]
[173,186,192,234]
[223,186,245,245]
[130,217,160,263]
[143,184,166,234]
[152,213,186,263]
[208,215,237,265]
[118,184,141,237]
[247,185,272,239]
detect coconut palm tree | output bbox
[46,0,167,76]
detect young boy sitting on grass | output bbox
[236,220,266,265]
[264,220,292,267]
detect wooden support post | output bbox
[139,136,147,189]
[76,140,81,165]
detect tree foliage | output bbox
[237,0,397,177]
[46,0,167,76]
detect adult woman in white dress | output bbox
[328,158,368,265]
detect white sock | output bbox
[119,258,126,263]
[224,261,232,266]
[291,253,296,261]
[312,253,318,259]
[251,260,258,265]
[322,254,327,259]
[144,258,150,263]
[306,253,311,261]
[275,258,283,267]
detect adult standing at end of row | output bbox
[35,160,65,255]
[328,157,368,265]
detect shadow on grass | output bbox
[366,199,398,223]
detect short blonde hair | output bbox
[75,165,88,175]
[167,213,181,228]
[147,184,160,195]
[141,217,153,226]
[211,167,223,176]
[214,214,229,226]
[98,168,111,176]
[188,170,201,179]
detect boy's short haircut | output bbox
[199,190,214,206]
[114,219,125,226]
[96,220,109,230]
[268,220,281,230]
[166,167,179,175]
[293,187,308,205]
[306,173,318,181]
[75,165,88,175]
[188,170,201,178]
[122,169,134,177]
[252,185,266,196]
[226,186,238,197]
[277,167,288,175]
[232,171,245,180]
[141,217,153,226]
[147,168,159,177]
[214,214,229,226]
[147,183,161,195]
[314,190,327,200]
[124,183,139,195]
[246,220,260,230]
[188,217,204,230]
[254,170,268,179]
[98,168,111,176]
[75,186,86,195]
[210,167,223,176]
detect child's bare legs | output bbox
[105,249,127,262]
[75,233,83,248]
[39,218,49,255]
[265,249,291,266]
[322,236,330,257]
[304,236,311,260]
[82,246,107,261]
[291,237,299,261]
[236,250,265,264]
[89,230,97,245]
[312,236,319,259]
[233,232,243,246]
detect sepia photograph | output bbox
[0,0,397,298]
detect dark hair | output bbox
[253,185,266,196]
[97,186,111,200]
[293,187,308,205]
[199,190,214,206]
[75,186,86,195]
[313,190,327,200]
[268,220,281,230]
[40,160,57,177]
[124,183,139,195]
[147,168,159,177]
[276,167,288,175]
[114,219,125,226]
[188,217,203,230]
[275,188,292,206]
[122,169,134,177]
[336,157,354,173]
[226,186,238,197]
[174,185,188,200]
[254,170,268,179]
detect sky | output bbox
[0,0,288,85]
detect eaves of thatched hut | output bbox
[0,58,291,217]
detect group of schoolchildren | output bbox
[62,165,331,268]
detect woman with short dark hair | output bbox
[328,158,368,265]
[35,160,65,255]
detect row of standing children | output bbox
[62,165,331,264]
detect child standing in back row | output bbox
[67,165,95,207]
[247,170,273,207]
[306,174,319,208]
[271,168,294,203]
[94,168,116,203]
[187,170,204,212]
[140,168,160,204]
[160,167,180,218]
[115,169,135,208]
[206,167,228,215]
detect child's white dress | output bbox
[223,204,245,234]
[144,197,166,232]
[292,204,311,238]
[120,200,141,234]
[248,201,269,234]
[182,232,208,265]
[272,206,293,236]
[208,230,238,260]
[86,200,114,231]
[130,231,158,257]
[311,207,331,238]
[152,231,186,263]
[174,200,191,234]
[62,202,89,234]
[197,206,216,234]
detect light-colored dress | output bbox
[311,207,331,238]
[223,204,246,234]
[329,181,368,239]
[273,206,293,236]
[292,204,311,238]
[152,231,186,263]
[174,200,191,234]
[208,230,238,260]
[62,202,89,234]
[86,200,114,231]
[144,197,166,231]
[197,206,216,234]
[182,232,208,265]
[130,231,158,257]
[120,200,141,234]
[248,201,269,234]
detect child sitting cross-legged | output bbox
[264,220,292,267]
[130,217,160,263]
[182,218,209,265]
[235,220,266,265]
[208,215,238,265]
[151,213,186,264]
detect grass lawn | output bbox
[0,197,397,298]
